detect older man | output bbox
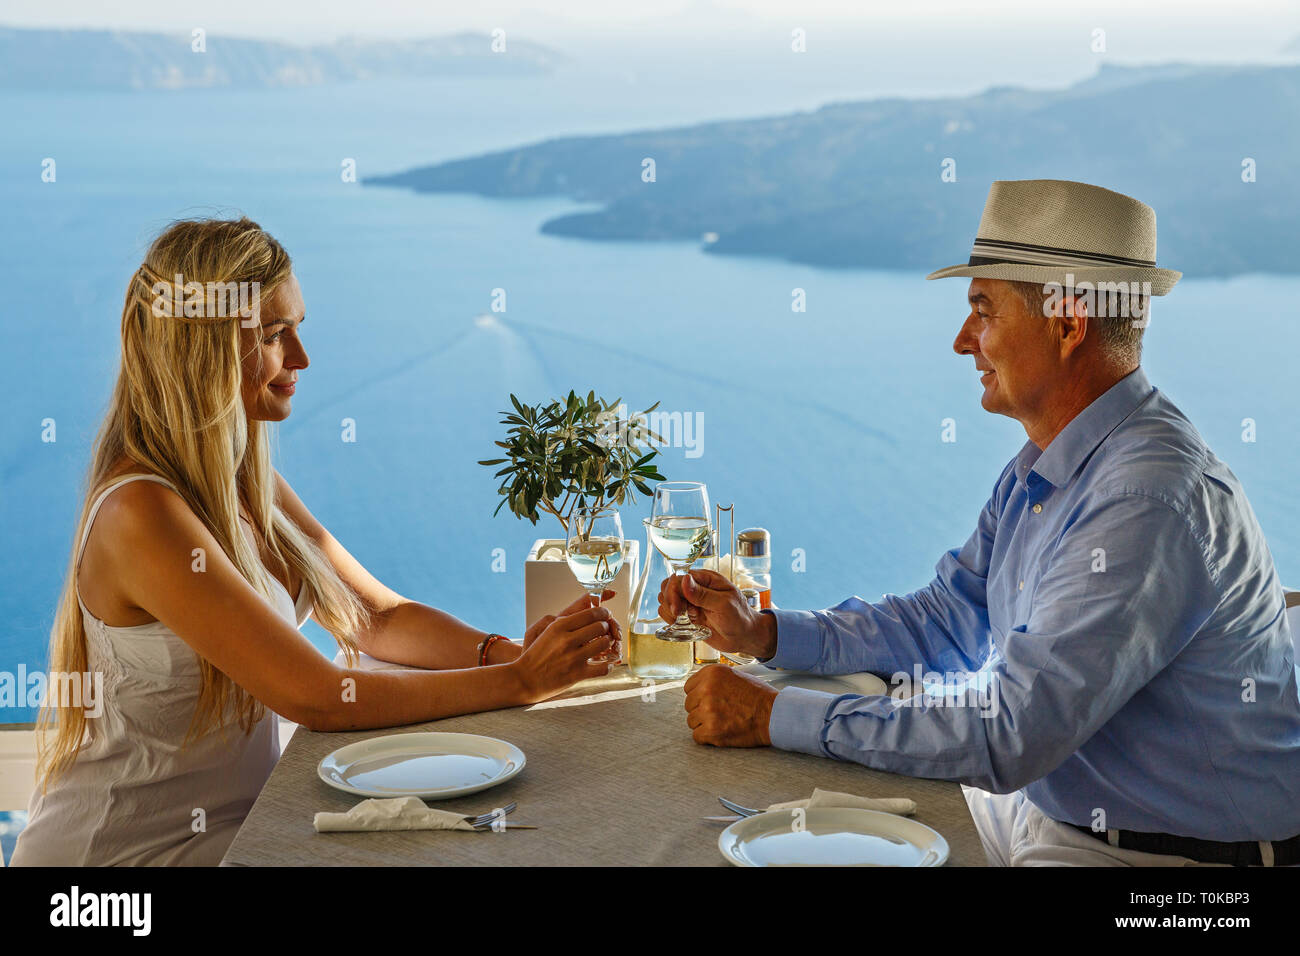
[663,180,1300,866]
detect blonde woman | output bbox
[11,217,620,866]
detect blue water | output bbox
[2,73,1299,727]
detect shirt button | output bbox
[1019,580,1024,590]
[1032,503,1043,514]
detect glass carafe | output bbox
[628,518,695,680]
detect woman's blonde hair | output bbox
[36,216,368,789]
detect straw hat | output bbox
[926,179,1181,295]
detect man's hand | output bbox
[683,664,778,747]
[658,569,777,659]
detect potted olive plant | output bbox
[479,391,666,647]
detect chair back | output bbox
[0,728,36,812]
[0,727,37,866]
[1285,590,1300,674]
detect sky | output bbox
[5,0,1300,58]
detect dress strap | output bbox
[75,474,179,571]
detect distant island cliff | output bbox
[368,63,1300,277]
[0,27,563,90]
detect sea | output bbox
[2,60,1298,744]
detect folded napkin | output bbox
[314,796,476,833]
[765,787,916,817]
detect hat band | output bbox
[968,237,1156,269]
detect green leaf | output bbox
[481,391,670,526]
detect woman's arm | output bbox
[101,480,616,730]
[272,470,520,668]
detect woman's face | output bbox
[240,273,309,423]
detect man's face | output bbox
[951,278,1059,424]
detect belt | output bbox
[1066,822,1300,866]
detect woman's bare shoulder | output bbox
[86,459,197,556]
[78,459,196,623]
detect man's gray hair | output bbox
[1007,279,1148,364]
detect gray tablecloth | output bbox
[222,671,987,866]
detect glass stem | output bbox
[591,588,613,662]
[676,568,692,625]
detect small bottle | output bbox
[736,528,771,609]
[694,639,721,664]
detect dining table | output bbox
[221,657,988,866]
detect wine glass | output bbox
[565,506,625,663]
[647,481,712,642]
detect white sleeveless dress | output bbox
[10,474,312,866]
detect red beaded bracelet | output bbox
[478,633,508,667]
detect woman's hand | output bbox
[658,569,776,659]
[512,594,622,702]
[522,589,619,653]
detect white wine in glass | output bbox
[649,482,712,642]
[647,516,711,566]
[565,506,625,663]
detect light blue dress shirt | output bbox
[765,366,1300,841]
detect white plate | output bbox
[317,732,525,800]
[734,661,889,697]
[719,807,949,867]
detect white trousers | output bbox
[960,785,1221,866]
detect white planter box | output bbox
[525,538,641,664]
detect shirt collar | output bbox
[1013,366,1155,488]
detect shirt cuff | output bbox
[760,608,825,672]
[768,685,838,756]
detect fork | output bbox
[470,820,538,830]
[464,801,516,826]
[717,796,762,817]
[466,802,540,830]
